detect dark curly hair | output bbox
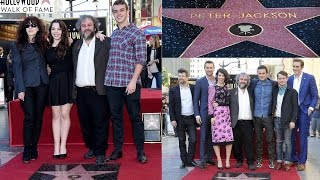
[215,68,230,84]
[16,16,48,54]
[48,19,69,59]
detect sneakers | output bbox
[256,159,263,168]
[269,160,275,169]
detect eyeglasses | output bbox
[25,24,37,28]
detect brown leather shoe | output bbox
[284,164,291,171]
[275,162,282,170]
[297,164,305,171]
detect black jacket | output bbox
[147,45,161,72]
[169,84,195,123]
[272,86,298,127]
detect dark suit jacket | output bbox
[230,88,254,128]
[72,37,111,99]
[288,73,318,114]
[10,42,49,94]
[0,55,7,74]
[272,86,298,127]
[169,84,195,123]
[193,76,209,120]
[146,45,161,72]
[249,78,278,116]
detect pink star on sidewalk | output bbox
[42,0,51,5]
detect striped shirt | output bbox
[104,23,146,87]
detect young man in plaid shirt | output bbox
[104,0,147,164]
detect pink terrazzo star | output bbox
[163,0,320,58]
[42,0,51,5]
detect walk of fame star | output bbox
[30,163,120,180]
[163,0,320,57]
[42,0,51,5]
[214,172,270,180]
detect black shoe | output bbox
[22,150,31,163]
[235,161,243,168]
[84,149,95,159]
[53,154,60,159]
[30,146,38,160]
[137,152,147,164]
[187,161,198,167]
[206,160,215,165]
[199,162,207,170]
[96,155,106,165]
[60,153,67,159]
[107,151,123,161]
[180,162,187,169]
[217,166,224,170]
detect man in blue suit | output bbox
[193,60,215,170]
[288,59,318,171]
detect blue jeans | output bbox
[274,117,292,164]
[151,72,162,88]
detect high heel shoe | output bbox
[53,154,60,159]
[60,153,67,159]
[217,166,224,170]
[225,162,230,169]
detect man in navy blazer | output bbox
[193,60,215,170]
[288,59,318,171]
[169,68,197,168]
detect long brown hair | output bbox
[151,35,161,48]
[48,19,69,59]
[16,16,48,54]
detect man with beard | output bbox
[230,72,256,170]
[73,15,111,165]
[194,60,215,170]
[169,68,197,168]
[104,0,147,163]
[288,59,318,171]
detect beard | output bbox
[238,83,248,89]
[81,30,95,40]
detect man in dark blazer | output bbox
[193,60,215,170]
[288,59,318,171]
[0,46,9,103]
[72,15,111,165]
[169,68,197,168]
[272,70,298,171]
[230,72,256,170]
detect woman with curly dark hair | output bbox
[10,16,49,163]
[208,68,234,169]
[45,19,74,159]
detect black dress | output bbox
[45,46,74,106]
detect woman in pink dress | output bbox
[208,68,234,169]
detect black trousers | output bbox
[106,84,145,153]
[76,87,110,156]
[20,85,48,147]
[232,120,255,165]
[177,115,197,164]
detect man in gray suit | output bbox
[230,72,256,170]
[193,60,215,170]
[72,15,111,165]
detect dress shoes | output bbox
[235,161,243,168]
[107,151,123,161]
[199,162,207,170]
[186,161,197,167]
[275,162,282,170]
[84,149,95,159]
[297,164,305,171]
[284,164,291,171]
[290,161,298,166]
[248,164,256,170]
[137,152,147,164]
[22,151,31,163]
[30,149,38,160]
[206,160,215,166]
[180,163,187,169]
[96,155,106,165]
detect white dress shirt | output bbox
[76,38,96,87]
[293,72,302,105]
[180,85,194,116]
[275,93,284,117]
[238,87,253,120]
